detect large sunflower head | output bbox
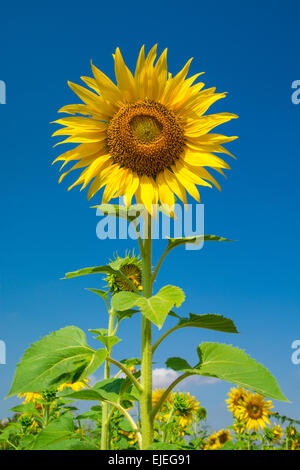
[236,391,273,432]
[52,45,238,215]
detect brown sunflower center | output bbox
[248,403,262,419]
[106,99,185,177]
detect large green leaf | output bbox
[178,313,238,333]
[65,378,126,404]
[7,326,106,397]
[112,286,185,329]
[32,415,74,450]
[166,342,288,402]
[167,234,235,250]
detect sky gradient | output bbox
[0,0,299,429]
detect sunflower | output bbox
[204,432,222,450]
[52,45,237,215]
[236,391,273,432]
[226,386,247,415]
[172,391,200,427]
[272,424,284,443]
[18,392,43,404]
[105,253,142,293]
[58,378,89,392]
[152,388,173,417]
[216,429,232,446]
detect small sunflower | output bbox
[152,388,173,416]
[18,392,43,404]
[236,391,273,432]
[226,386,247,415]
[105,253,142,293]
[172,391,200,427]
[204,432,222,450]
[52,45,238,215]
[291,439,299,450]
[286,425,297,438]
[216,429,232,446]
[58,378,89,392]
[273,424,284,442]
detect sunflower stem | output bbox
[101,307,115,450]
[140,212,153,449]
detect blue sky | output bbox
[0,0,299,429]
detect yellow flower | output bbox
[273,424,283,442]
[204,432,222,450]
[236,391,273,432]
[291,439,299,450]
[18,392,43,404]
[226,386,247,415]
[53,45,237,215]
[216,429,232,446]
[152,388,173,411]
[173,392,200,427]
[58,378,89,392]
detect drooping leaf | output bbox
[64,265,117,279]
[166,342,288,402]
[7,326,106,397]
[112,286,185,329]
[85,288,108,304]
[178,313,238,333]
[115,308,139,322]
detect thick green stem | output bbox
[140,212,153,449]
[101,308,115,450]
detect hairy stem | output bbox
[101,308,115,450]
[140,212,153,449]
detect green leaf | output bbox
[66,378,126,404]
[64,265,117,279]
[95,335,121,349]
[166,342,288,402]
[85,288,108,304]
[166,357,192,371]
[7,326,107,397]
[115,309,139,322]
[178,313,238,333]
[89,328,108,336]
[41,439,99,450]
[147,442,183,450]
[112,286,185,329]
[167,234,235,250]
[111,291,139,311]
[32,415,74,450]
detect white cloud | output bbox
[152,368,219,391]
[152,368,179,389]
